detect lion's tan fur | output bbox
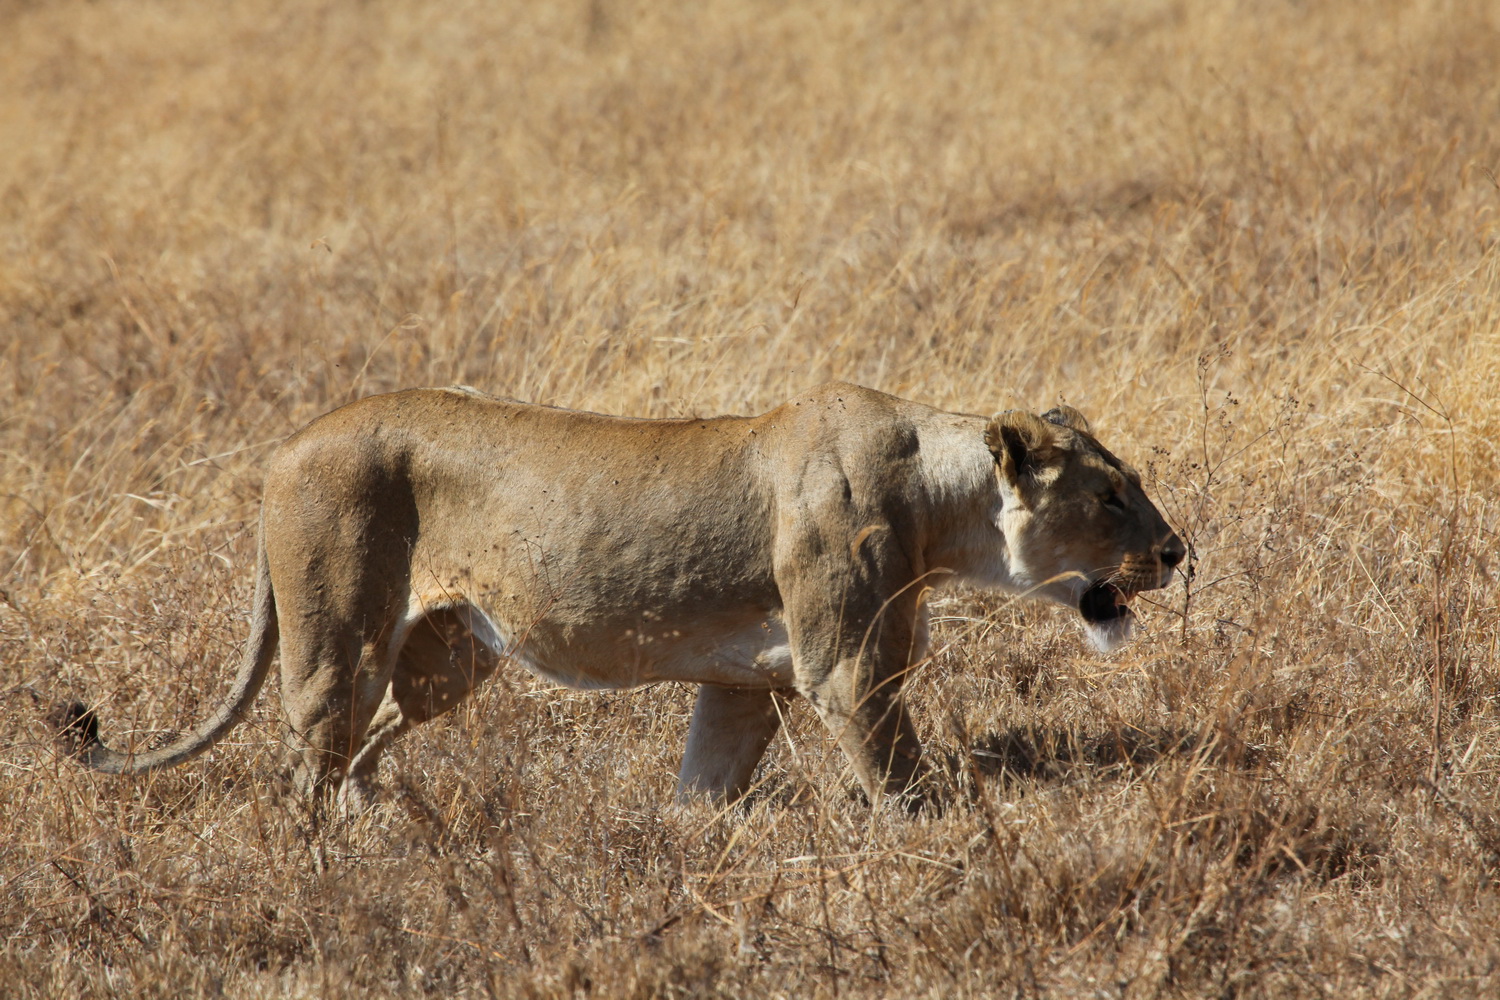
[70,383,1182,809]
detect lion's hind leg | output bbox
[342,604,505,809]
[277,616,398,810]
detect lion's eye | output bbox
[1102,492,1126,511]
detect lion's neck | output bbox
[911,417,1025,592]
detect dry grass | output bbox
[3,0,1500,995]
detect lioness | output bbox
[62,383,1183,810]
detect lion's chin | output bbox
[1078,580,1136,653]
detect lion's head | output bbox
[985,405,1185,652]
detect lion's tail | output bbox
[56,531,279,776]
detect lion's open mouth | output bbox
[1078,581,1134,625]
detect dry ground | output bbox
[3,0,1500,996]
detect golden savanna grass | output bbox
[3,0,1499,995]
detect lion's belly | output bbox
[520,615,794,690]
[419,594,794,692]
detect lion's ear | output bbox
[1040,404,1090,434]
[985,410,1058,490]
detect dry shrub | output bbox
[4,0,1500,995]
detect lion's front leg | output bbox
[799,659,928,807]
[676,685,783,803]
[776,523,933,809]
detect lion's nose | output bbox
[1159,536,1185,570]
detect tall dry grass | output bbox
[2,0,1499,995]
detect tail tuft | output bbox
[50,700,101,757]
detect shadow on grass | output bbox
[960,724,1269,785]
[954,725,1384,884]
